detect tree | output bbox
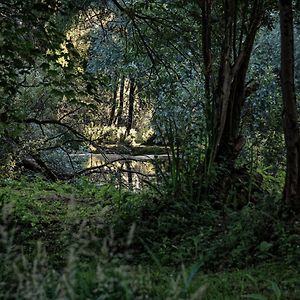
[116,75,126,126]
[126,78,136,135]
[107,0,269,171]
[108,75,119,126]
[203,0,266,170]
[0,0,101,177]
[279,0,300,214]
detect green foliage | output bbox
[1,0,300,299]
[199,263,300,300]
[104,173,299,270]
[1,178,299,299]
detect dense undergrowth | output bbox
[0,176,300,299]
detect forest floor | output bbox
[0,177,299,299]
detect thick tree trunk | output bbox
[215,28,257,165]
[279,0,300,213]
[209,0,262,169]
[211,0,234,165]
[200,0,215,164]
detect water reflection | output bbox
[73,153,168,190]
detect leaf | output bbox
[257,241,273,252]
[190,283,208,300]
[268,280,281,300]
[185,263,202,289]
[244,273,258,285]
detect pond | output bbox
[69,153,169,190]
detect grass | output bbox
[0,176,299,299]
[199,263,300,299]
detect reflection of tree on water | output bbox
[77,153,167,190]
[125,161,133,190]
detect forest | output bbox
[0,0,300,299]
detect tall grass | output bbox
[0,201,209,300]
[1,179,299,299]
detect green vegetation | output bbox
[1,0,300,299]
[1,178,299,299]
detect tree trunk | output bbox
[108,76,119,126]
[200,0,215,164]
[279,0,300,213]
[200,0,213,109]
[209,0,263,169]
[116,75,125,126]
[215,29,257,165]
[126,78,136,135]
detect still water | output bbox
[70,153,168,190]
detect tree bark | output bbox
[126,78,136,135]
[279,0,300,213]
[108,76,119,126]
[116,75,125,127]
[200,0,215,159]
[200,0,213,106]
[209,0,263,169]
